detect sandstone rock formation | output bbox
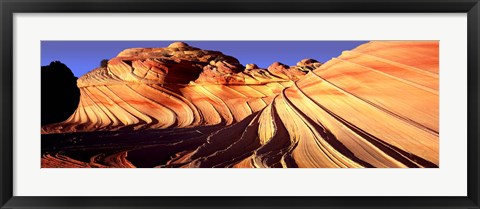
[42,41,439,168]
[42,42,312,133]
[170,41,439,168]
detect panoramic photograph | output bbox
[41,41,439,168]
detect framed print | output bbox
[1,0,479,208]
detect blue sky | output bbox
[41,41,368,77]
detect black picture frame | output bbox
[1,0,479,208]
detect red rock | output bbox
[245,63,259,70]
[167,42,190,48]
[174,41,440,168]
[42,41,440,169]
[296,58,321,67]
[42,42,303,133]
[267,61,314,81]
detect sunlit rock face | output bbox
[171,41,439,168]
[41,42,313,133]
[42,41,439,168]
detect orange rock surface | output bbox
[42,41,439,168]
[169,41,439,168]
[42,42,310,133]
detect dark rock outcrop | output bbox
[41,61,80,125]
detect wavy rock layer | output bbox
[167,41,439,168]
[42,42,312,133]
[42,41,439,168]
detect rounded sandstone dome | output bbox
[168,42,190,48]
[296,58,320,66]
[245,63,259,70]
[268,62,289,69]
